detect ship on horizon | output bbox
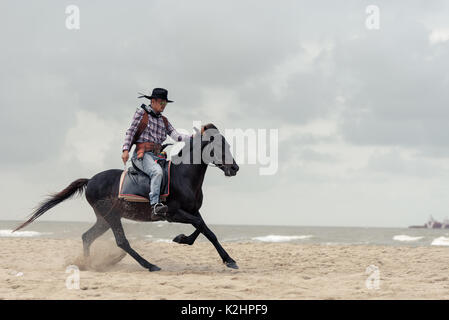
[409,215,449,229]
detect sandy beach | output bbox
[1,238,449,300]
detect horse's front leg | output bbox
[173,229,200,245]
[172,211,203,245]
[171,209,238,269]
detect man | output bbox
[121,88,190,215]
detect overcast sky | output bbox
[1,0,449,227]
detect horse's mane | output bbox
[203,123,217,131]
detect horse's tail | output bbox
[13,178,90,232]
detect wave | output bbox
[431,236,449,246]
[324,241,370,246]
[122,220,139,224]
[154,238,172,243]
[0,229,51,238]
[393,235,424,242]
[155,222,167,228]
[252,234,313,242]
[144,235,171,243]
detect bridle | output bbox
[207,162,225,169]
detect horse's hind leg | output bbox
[105,213,161,272]
[82,217,110,257]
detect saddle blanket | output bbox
[118,157,171,202]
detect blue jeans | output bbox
[132,149,163,205]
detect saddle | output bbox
[118,157,171,203]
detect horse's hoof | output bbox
[172,234,186,244]
[225,261,239,269]
[148,264,161,272]
[173,234,194,245]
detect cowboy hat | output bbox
[138,88,174,103]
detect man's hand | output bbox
[122,150,129,165]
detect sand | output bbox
[1,238,449,299]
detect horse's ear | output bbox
[194,127,201,135]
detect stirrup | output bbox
[152,203,168,216]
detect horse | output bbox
[13,123,240,271]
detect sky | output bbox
[1,0,449,227]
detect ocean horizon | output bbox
[1,220,449,247]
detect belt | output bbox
[136,142,162,159]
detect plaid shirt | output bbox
[122,105,190,152]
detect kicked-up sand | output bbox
[1,238,449,299]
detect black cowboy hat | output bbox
[138,88,174,103]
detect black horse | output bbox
[14,124,240,271]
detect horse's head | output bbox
[197,123,239,177]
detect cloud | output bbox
[2,1,449,226]
[61,110,123,170]
[429,28,449,45]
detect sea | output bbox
[1,220,449,247]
